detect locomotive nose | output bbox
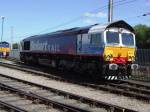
[104,46,136,63]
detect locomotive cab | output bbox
[89,20,138,79]
[103,23,138,79]
[104,28,136,64]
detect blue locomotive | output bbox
[20,20,138,80]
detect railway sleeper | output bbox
[0,74,138,112]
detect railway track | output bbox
[82,81,150,101]
[0,73,136,112]
[0,82,61,112]
[0,60,150,102]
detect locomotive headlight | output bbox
[104,50,113,61]
[132,56,135,61]
[105,54,113,61]
[128,51,135,62]
[128,56,135,62]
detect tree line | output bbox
[134,24,150,49]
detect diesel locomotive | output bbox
[20,20,138,80]
[0,41,10,58]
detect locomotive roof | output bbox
[89,20,135,33]
[0,41,9,44]
[23,20,134,41]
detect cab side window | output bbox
[24,41,30,50]
[90,33,101,46]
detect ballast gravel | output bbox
[0,66,149,112]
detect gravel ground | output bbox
[0,91,60,112]
[127,80,150,86]
[0,66,149,112]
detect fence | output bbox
[132,49,150,81]
[9,49,20,60]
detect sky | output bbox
[0,0,149,43]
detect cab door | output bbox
[77,34,82,53]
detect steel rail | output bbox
[0,83,87,112]
[0,100,28,112]
[105,82,150,95]
[0,61,63,81]
[1,61,150,88]
[0,73,137,112]
[117,80,150,89]
[0,83,88,112]
[82,83,150,101]
[0,61,150,101]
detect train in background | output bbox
[0,41,10,58]
[20,20,138,80]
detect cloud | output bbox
[84,12,107,18]
[83,19,96,24]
